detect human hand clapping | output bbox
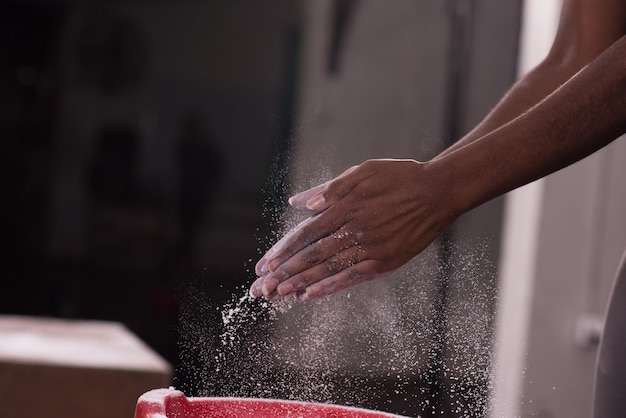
[250,159,457,301]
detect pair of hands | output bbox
[250,158,456,301]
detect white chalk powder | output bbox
[178,246,497,417]
[177,163,498,417]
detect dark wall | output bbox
[1,0,300,387]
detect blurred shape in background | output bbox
[176,111,222,260]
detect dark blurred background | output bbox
[6,2,626,417]
[2,1,533,416]
[2,0,299,387]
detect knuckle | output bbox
[296,224,315,243]
[271,267,291,281]
[360,159,381,171]
[323,258,341,273]
[288,276,306,290]
[303,246,324,265]
[326,180,344,199]
[361,159,374,169]
[347,266,363,282]
[348,261,380,282]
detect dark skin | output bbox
[250,0,626,302]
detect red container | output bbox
[135,388,408,418]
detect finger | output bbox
[288,182,328,211]
[261,270,289,298]
[274,225,358,282]
[257,162,379,276]
[276,244,366,297]
[298,260,390,301]
[260,229,357,297]
[255,217,316,276]
[288,163,371,212]
[258,209,345,276]
[249,274,282,298]
[249,276,264,298]
[249,274,286,300]
[288,165,358,211]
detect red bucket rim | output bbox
[135,388,411,418]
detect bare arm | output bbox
[251,0,626,301]
[437,0,626,159]
[438,36,626,216]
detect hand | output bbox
[250,158,457,301]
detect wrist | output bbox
[423,151,479,223]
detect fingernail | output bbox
[277,282,293,296]
[268,258,281,272]
[249,280,263,298]
[306,194,325,211]
[262,277,279,297]
[265,246,277,258]
[289,195,307,210]
[266,292,282,302]
[255,260,269,276]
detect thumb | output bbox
[288,182,328,211]
[288,164,362,212]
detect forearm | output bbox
[436,0,626,161]
[433,36,626,217]
[435,65,577,159]
[435,57,587,160]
